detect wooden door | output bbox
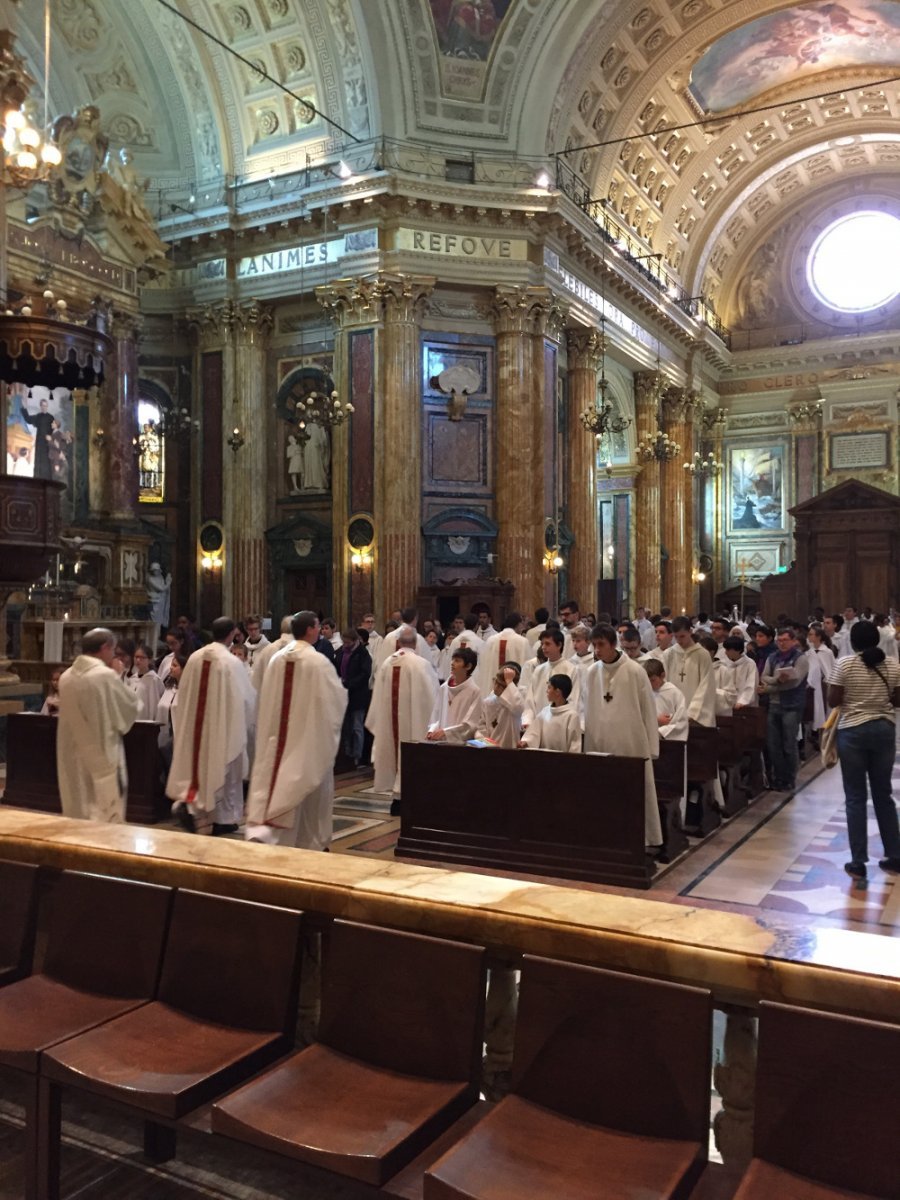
[285,567,330,618]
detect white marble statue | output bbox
[147,561,172,652]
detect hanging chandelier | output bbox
[294,389,354,441]
[0,4,61,189]
[578,318,631,460]
[684,450,723,477]
[637,427,681,462]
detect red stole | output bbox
[265,659,295,820]
[186,659,211,807]
[499,638,507,665]
[391,661,402,768]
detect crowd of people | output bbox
[42,596,900,876]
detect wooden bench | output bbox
[397,742,654,888]
[652,739,689,863]
[0,859,39,987]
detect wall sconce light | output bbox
[544,551,564,575]
[200,552,223,572]
[692,567,707,583]
[93,428,106,449]
[350,549,373,573]
[227,426,245,455]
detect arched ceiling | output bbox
[8,0,900,313]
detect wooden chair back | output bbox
[754,1000,900,1198]
[0,859,40,980]
[42,871,172,1000]
[318,920,487,1082]
[512,955,712,1143]
[157,890,303,1035]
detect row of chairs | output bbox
[1,859,897,1199]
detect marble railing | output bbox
[1,808,898,1167]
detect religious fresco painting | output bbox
[689,2,900,113]
[728,445,786,533]
[427,0,514,100]
[136,399,164,504]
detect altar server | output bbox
[522,628,582,729]
[715,636,759,711]
[519,674,582,753]
[643,658,688,741]
[367,627,439,796]
[427,647,482,740]
[664,616,717,727]
[127,643,165,721]
[251,615,294,693]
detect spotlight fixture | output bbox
[227,426,245,455]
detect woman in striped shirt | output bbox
[828,621,900,881]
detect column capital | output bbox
[662,385,703,420]
[376,272,436,323]
[317,276,384,328]
[634,370,662,408]
[187,298,273,347]
[566,327,605,372]
[110,309,143,342]
[490,285,567,338]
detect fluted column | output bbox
[491,286,563,616]
[662,387,699,614]
[226,300,273,621]
[565,329,603,615]
[633,372,661,613]
[108,311,142,520]
[376,274,435,618]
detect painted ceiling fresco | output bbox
[689,1,900,112]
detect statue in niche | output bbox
[147,561,172,651]
[303,421,331,491]
[286,433,304,493]
[735,240,778,327]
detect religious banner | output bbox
[427,0,513,100]
[727,444,786,533]
[6,383,77,521]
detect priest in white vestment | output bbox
[372,605,432,675]
[245,611,347,849]
[663,618,717,727]
[367,629,439,796]
[251,615,294,692]
[475,613,532,692]
[643,659,688,741]
[583,625,663,847]
[522,628,581,728]
[167,616,255,834]
[57,627,141,823]
[426,647,482,740]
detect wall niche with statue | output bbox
[275,364,335,500]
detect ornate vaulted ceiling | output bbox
[9,0,900,323]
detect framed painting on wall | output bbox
[727,444,786,534]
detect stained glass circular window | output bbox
[807,211,900,313]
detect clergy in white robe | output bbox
[427,648,482,739]
[525,609,549,648]
[372,612,433,676]
[519,674,582,752]
[474,614,532,692]
[643,659,688,741]
[57,628,141,823]
[663,620,717,727]
[366,631,439,795]
[824,616,852,660]
[167,617,255,833]
[448,667,524,748]
[245,612,347,849]
[583,626,663,847]
[251,616,294,693]
[569,625,594,671]
[878,619,900,662]
[522,629,581,727]
[804,646,828,731]
[448,619,484,659]
[243,617,270,671]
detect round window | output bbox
[807,211,900,313]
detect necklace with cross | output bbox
[603,652,621,701]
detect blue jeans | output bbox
[766,705,801,788]
[837,720,900,866]
[342,706,366,762]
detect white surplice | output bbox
[428,675,483,737]
[522,657,582,728]
[372,625,433,677]
[654,680,688,741]
[57,656,140,823]
[251,632,294,693]
[127,668,165,722]
[465,684,524,748]
[520,702,583,753]
[714,655,759,710]
[245,639,347,849]
[582,653,663,847]
[664,642,718,727]
[366,648,439,795]
[569,650,595,672]
[167,642,253,827]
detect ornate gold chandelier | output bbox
[0,3,61,190]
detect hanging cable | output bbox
[152,0,362,145]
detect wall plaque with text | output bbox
[829,431,889,471]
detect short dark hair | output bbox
[451,647,478,677]
[660,606,672,618]
[212,616,236,642]
[499,660,521,682]
[620,625,641,644]
[534,607,549,623]
[830,614,844,630]
[548,673,573,699]
[590,623,618,645]
[245,614,261,626]
[502,612,522,630]
[697,611,709,624]
[321,617,336,630]
[723,636,746,653]
[540,628,565,648]
[775,626,796,638]
[643,658,665,679]
[755,624,774,639]
[671,616,692,634]
[560,599,579,612]
[464,614,479,631]
[82,627,115,655]
[291,610,319,639]
[655,619,672,634]
[401,606,417,624]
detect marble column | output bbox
[492,286,564,617]
[375,274,435,619]
[318,277,384,628]
[223,300,273,622]
[662,387,699,615]
[107,311,142,521]
[565,329,603,616]
[633,372,661,613]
